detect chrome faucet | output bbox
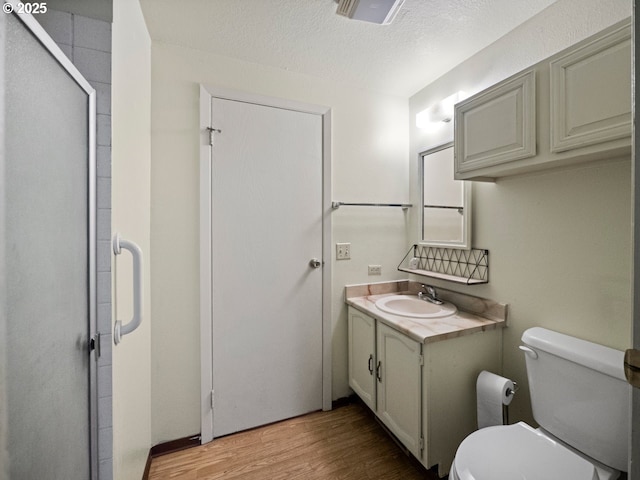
[418,284,443,305]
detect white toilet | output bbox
[449,327,630,480]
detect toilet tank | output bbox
[521,327,630,472]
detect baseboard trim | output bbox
[150,434,201,457]
[142,453,152,480]
[331,394,358,409]
[141,434,201,480]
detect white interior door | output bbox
[209,96,323,437]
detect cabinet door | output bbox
[348,308,376,410]
[454,69,536,177]
[376,322,422,458]
[550,22,631,153]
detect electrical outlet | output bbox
[336,242,351,260]
[368,265,382,275]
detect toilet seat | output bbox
[451,422,603,480]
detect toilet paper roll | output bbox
[476,370,514,429]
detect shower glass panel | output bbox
[5,13,94,479]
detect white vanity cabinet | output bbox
[348,308,376,410]
[454,18,631,181]
[376,322,422,458]
[348,308,422,457]
[347,306,502,477]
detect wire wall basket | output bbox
[398,244,489,285]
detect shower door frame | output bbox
[8,4,98,478]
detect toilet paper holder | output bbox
[477,371,519,428]
[502,381,519,425]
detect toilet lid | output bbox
[453,422,598,480]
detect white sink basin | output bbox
[375,295,457,319]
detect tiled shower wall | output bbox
[37,11,113,479]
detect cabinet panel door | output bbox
[348,308,376,410]
[455,69,536,175]
[376,323,422,458]
[550,22,631,153]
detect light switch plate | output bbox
[336,242,351,260]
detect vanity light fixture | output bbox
[416,91,466,129]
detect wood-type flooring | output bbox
[148,401,443,479]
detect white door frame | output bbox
[199,85,332,444]
[631,2,639,477]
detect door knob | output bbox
[309,258,322,269]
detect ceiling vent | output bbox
[336,0,405,25]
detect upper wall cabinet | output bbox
[454,18,631,181]
[550,24,631,153]
[454,70,536,176]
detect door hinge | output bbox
[89,333,101,358]
[418,354,424,366]
[207,127,222,147]
[211,390,215,410]
[419,436,424,451]
[624,348,640,388]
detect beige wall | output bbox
[149,0,632,444]
[111,0,152,477]
[409,0,632,424]
[150,43,409,443]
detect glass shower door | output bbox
[4,12,96,479]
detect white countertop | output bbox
[345,282,506,344]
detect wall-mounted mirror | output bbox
[420,142,472,249]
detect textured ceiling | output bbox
[140,0,557,97]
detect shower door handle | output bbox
[113,233,143,345]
